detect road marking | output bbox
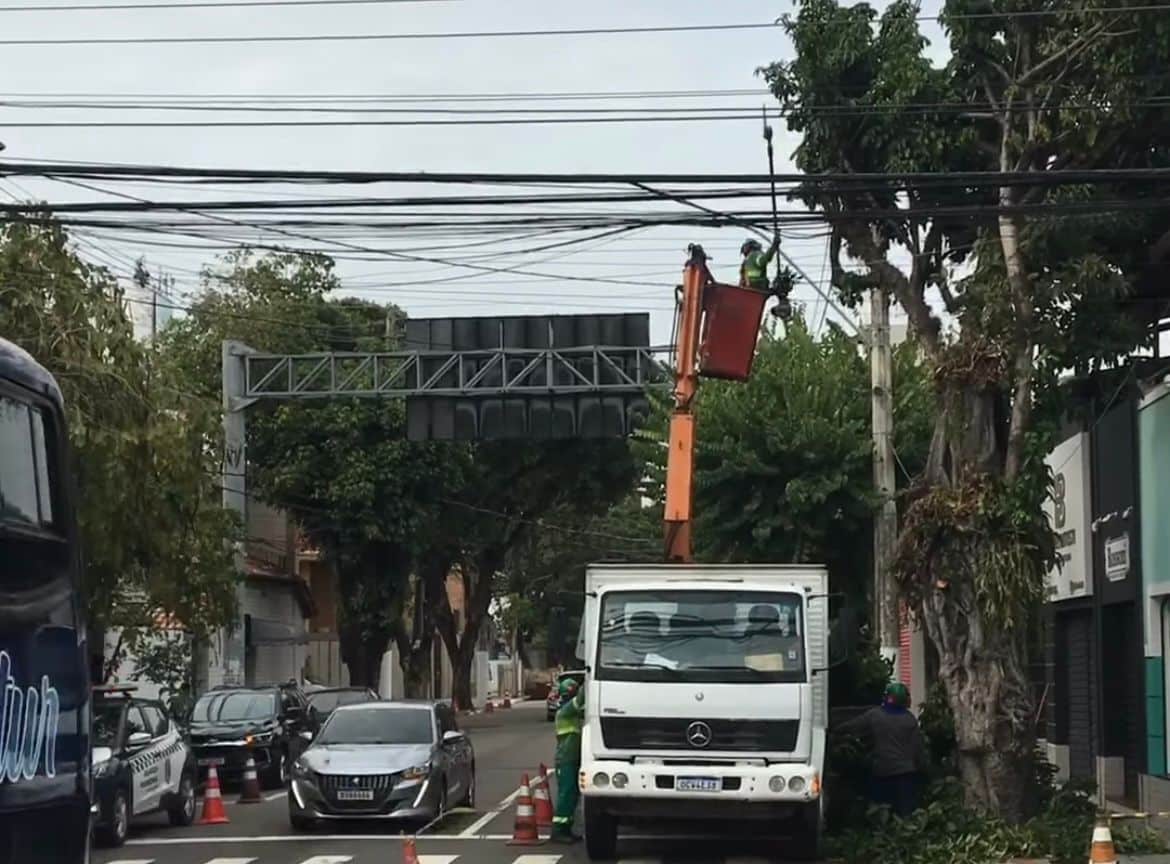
[264,790,287,802]
[416,857,459,864]
[297,857,352,864]
[105,859,155,864]
[510,856,563,864]
[458,784,522,837]
[204,858,257,864]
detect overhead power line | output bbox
[0,21,778,45]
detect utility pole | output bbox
[870,285,900,674]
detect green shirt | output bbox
[741,244,777,286]
[554,690,585,762]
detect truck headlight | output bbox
[768,776,785,793]
[592,772,610,788]
[788,776,806,794]
[612,772,628,789]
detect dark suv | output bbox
[188,682,311,788]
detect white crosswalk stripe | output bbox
[203,858,257,864]
[415,856,459,864]
[104,860,156,864]
[298,857,353,864]
[509,857,563,864]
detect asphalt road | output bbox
[95,700,818,864]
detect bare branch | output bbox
[1017,18,1113,87]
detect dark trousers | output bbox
[869,772,921,818]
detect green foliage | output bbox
[917,682,957,778]
[127,630,196,721]
[1,218,238,640]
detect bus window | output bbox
[0,338,91,864]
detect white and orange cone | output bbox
[402,834,420,864]
[507,773,541,845]
[197,764,230,825]
[1089,815,1117,864]
[238,752,262,804]
[533,763,553,827]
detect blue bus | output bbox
[0,337,92,863]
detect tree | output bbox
[159,249,450,690]
[0,218,238,662]
[761,0,1170,819]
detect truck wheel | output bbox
[790,798,824,861]
[584,797,617,861]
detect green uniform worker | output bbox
[552,677,585,843]
[739,235,780,291]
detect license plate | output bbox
[197,757,224,767]
[675,776,720,792]
[336,789,375,801]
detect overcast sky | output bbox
[0,0,949,344]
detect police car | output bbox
[91,685,196,847]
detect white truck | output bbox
[576,563,831,861]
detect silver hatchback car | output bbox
[288,700,475,829]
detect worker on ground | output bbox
[836,681,927,818]
[551,676,586,843]
[739,234,780,292]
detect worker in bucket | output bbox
[739,234,780,292]
[835,681,928,818]
[551,675,586,843]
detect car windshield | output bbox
[191,691,277,723]
[92,702,123,747]
[596,589,806,684]
[316,707,434,746]
[308,690,374,715]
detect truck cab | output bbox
[577,563,830,861]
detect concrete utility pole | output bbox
[869,286,900,674]
[221,340,256,686]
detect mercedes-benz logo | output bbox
[686,721,712,748]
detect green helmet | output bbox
[884,681,910,708]
[558,677,579,699]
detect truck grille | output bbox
[600,717,799,752]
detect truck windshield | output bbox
[596,589,805,684]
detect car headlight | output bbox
[245,731,275,747]
[400,763,430,781]
[291,760,312,780]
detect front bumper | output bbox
[289,775,438,821]
[579,758,819,819]
[192,743,275,779]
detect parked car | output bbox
[547,669,587,721]
[91,685,196,847]
[288,700,475,830]
[188,683,312,788]
[306,686,379,727]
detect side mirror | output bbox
[442,730,464,743]
[126,731,152,750]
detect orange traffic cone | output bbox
[1089,815,1117,864]
[197,764,230,825]
[402,834,419,864]
[238,753,262,804]
[507,773,542,845]
[533,765,553,828]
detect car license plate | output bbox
[197,757,225,767]
[336,789,375,801]
[676,776,720,792]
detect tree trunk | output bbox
[436,550,500,711]
[907,376,1037,822]
[339,621,389,689]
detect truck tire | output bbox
[790,798,824,861]
[584,797,617,861]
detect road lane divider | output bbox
[457,784,523,838]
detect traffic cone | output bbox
[507,773,542,845]
[402,834,419,864]
[197,764,230,825]
[237,753,262,804]
[1089,814,1118,864]
[533,765,553,827]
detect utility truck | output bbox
[577,563,830,860]
[575,238,844,860]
